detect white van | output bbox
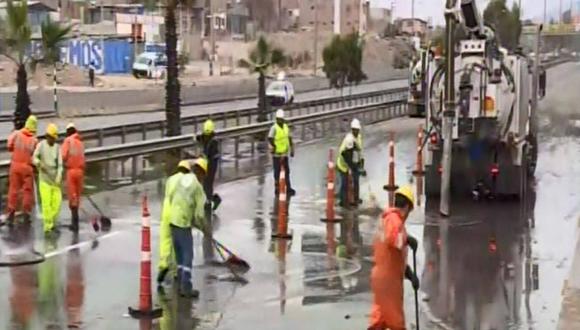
[266,75,295,106]
[132,52,167,79]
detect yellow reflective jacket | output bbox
[164,172,206,229]
[33,140,63,185]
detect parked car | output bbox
[132,52,167,79]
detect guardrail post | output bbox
[160,122,165,137]
[236,111,241,126]
[193,119,198,134]
[217,140,223,179]
[98,129,104,147]
[104,161,110,187]
[251,138,255,156]
[301,124,306,142]
[121,126,127,144]
[141,123,147,141]
[222,113,227,129]
[248,111,252,125]
[234,137,239,169]
[132,156,138,183]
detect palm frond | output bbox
[4,0,31,64]
[40,19,72,64]
[270,48,286,67]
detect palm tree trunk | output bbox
[14,63,31,130]
[165,0,181,137]
[257,72,267,122]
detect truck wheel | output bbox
[526,135,538,177]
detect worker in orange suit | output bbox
[62,123,85,232]
[7,115,38,225]
[369,186,419,330]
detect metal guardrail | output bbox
[0,98,408,180]
[0,87,408,153]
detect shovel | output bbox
[86,195,112,232]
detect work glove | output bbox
[407,235,418,253]
[290,150,295,158]
[405,265,420,291]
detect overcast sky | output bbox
[370,0,563,26]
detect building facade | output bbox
[299,0,367,35]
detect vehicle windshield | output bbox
[136,56,151,65]
[268,82,286,91]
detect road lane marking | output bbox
[43,231,122,259]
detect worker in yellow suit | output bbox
[33,124,63,234]
[157,162,191,290]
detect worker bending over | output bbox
[336,119,365,207]
[61,123,85,232]
[268,109,295,196]
[369,186,419,330]
[198,119,221,211]
[33,124,63,234]
[163,159,207,298]
[7,115,38,225]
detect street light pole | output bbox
[412,0,415,36]
[313,0,319,76]
[440,0,457,216]
[544,0,547,25]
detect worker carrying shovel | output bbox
[33,124,63,235]
[157,159,208,298]
[368,186,420,330]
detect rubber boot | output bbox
[70,207,79,232]
[7,211,15,227]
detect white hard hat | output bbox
[351,118,361,130]
[275,109,285,119]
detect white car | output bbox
[266,80,295,106]
[132,52,167,79]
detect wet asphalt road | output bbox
[0,63,580,329]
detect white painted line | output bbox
[44,231,122,259]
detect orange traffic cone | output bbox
[321,149,341,223]
[412,125,425,176]
[128,195,162,319]
[383,132,399,192]
[272,162,292,239]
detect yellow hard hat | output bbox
[46,123,58,138]
[177,160,191,171]
[395,185,415,209]
[24,115,38,133]
[66,122,75,130]
[194,158,208,173]
[203,119,215,134]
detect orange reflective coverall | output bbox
[369,208,408,330]
[7,129,38,214]
[61,133,85,208]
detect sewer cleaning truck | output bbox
[423,0,543,201]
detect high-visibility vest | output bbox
[165,172,206,229]
[9,129,38,165]
[336,133,363,173]
[62,133,85,170]
[33,140,63,184]
[273,123,290,155]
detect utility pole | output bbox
[440,0,457,216]
[209,0,216,76]
[313,0,319,76]
[544,0,547,25]
[412,0,415,36]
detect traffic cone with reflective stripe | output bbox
[128,195,162,319]
[412,125,425,176]
[321,149,341,223]
[272,162,292,239]
[383,132,399,191]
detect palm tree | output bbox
[238,36,286,122]
[39,19,72,116]
[2,0,32,129]
[165,0,181,136]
